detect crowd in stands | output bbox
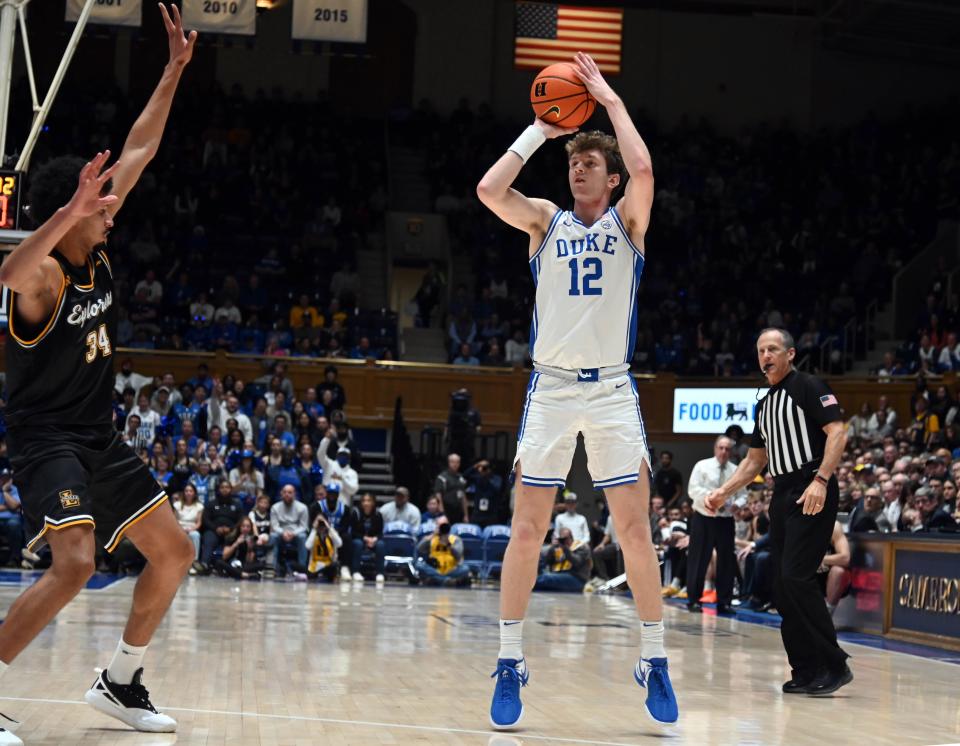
[656,392,960,615]
[401,99,958,373]
[16,79,398,361]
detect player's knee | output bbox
[618,521,652,551]
[51,550,96,589]
[172,532,195,572]
[511,517,548,550]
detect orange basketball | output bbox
[530,62,596,128]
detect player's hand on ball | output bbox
[159,3,198,68]
[65,151,120,218]
[573,52,618,107]
[532,117,578,140]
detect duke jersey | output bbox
[528,205,644,370]
[6,249,117,428]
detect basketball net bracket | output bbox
[0,0,95,171]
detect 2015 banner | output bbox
[291,0,367,43]
[65,0,143,27]
[181,0,256,36]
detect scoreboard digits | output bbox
[0,170,22,231]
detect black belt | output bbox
[771,458,824,487]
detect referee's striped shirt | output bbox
[751,370,843,477]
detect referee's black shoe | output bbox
[781,670,815,694]
[806,664,853,696]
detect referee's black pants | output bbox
[770,467,849,677]
[685,512,735,605]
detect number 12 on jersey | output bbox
[85,324,112,363]
[568,257,603,296]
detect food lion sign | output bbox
[673,387,768,435]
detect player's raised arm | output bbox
[476,118,573,240]
[0,152,119,295]
[573,52,653,244]
[108,3,197,215]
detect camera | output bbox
[438,521,452,536]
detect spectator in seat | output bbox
[423,495,445,523]
[114,358,153,396]
[269,484,310,577]
[481,339,506,367]
[350,336,377,360]
[210,316,239,351]
[310,483,352,575]
[174,483,204,561]
[819,522,852,616]
[249,493,272,556]
[290,294,323,337]
[0,469,23,566]
[448,310,477,359]
[909,397,940,450]
[554,491,591,544]
[229,450,264,511]
[215,516,265,580]
[905,487,957,532]
[214,297,242,325]
[434,453,469,524]
[295,511,343,582]
[654,450,683,508]
[272,415,297,449]
[197,480,244,573]
[466,459,503,527]
[190,459,218,506]
[350,493,385,582]
[189,291,215,326]
[317,365,347,411]
[504,330,529,367]
[135,269,163,305]
[317,438,359,505]
[453,342,479,366]
[414,517,471,587]
[534,527,591,592]
[379,486,421,529]
[322,421,362,472]
[128,393,161,444]
[593,514,622,581]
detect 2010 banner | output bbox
[181,0,256,36]
[65,0,143,27]
[291,0,367,43]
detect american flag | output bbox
[515,2,624,75]
[820,394,839,408]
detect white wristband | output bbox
[508,125,546,164]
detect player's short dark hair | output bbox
[564,131,625,182]
[26,156,112,226]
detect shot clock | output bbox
[0,170,22,230]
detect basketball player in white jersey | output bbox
[477,53,677,728]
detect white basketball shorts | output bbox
[513,364,650,490]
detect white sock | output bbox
[107,639,148,685]
[640,620,666,660]
[499,619,524,661]
[705,580,715,591]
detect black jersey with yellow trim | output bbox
[5,249,117,428]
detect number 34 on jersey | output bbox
[85,324,112,363]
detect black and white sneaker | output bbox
[0,712,22,745]
[84,668,177,733]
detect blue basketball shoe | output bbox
[490,658,529,729]
[634,657,679,724]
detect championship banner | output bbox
[291,0,367,43]
[65,0,143,27]
[181,0,256,36]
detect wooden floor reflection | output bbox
[0,576,956,745]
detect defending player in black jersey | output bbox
[0,6,196,743]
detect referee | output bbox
[705,328,852,696]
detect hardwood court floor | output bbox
[0,575,956,745]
